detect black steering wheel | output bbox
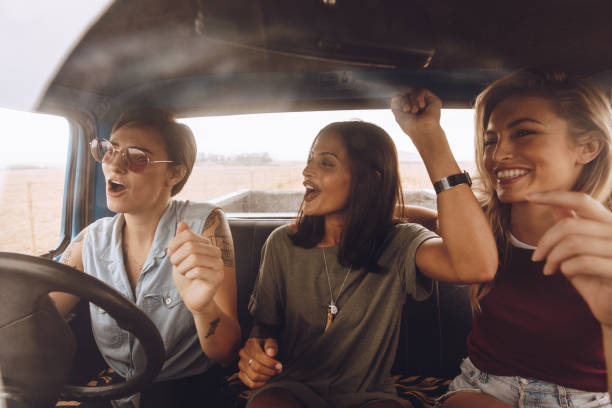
[0,252,165,407]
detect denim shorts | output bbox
[442,357,611,408]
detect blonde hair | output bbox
[471,70,612,311]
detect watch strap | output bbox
[433,171,472,194]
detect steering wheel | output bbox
[0,252,165,407]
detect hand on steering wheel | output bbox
[0,252,165,406]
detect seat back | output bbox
[228,218,472,379]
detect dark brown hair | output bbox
[290,121,404,272]
[111,108,197,196]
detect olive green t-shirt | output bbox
[248,223,437,407]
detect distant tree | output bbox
[196,152,273,165]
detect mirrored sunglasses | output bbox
[89,138,174,173]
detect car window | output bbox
[177,109,475,214]
[0,108,69,254]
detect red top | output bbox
[467,245,606,391]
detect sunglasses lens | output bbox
[126,148,148,173]
[90,139,112,163]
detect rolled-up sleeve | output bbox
[395,223,438,301]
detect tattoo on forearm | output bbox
[203,209,236,268]
[205,317,221,338]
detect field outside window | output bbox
[177,109,476,212]
[0,108,68,254]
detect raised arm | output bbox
[50,228,86,316]
[391,89,497,283]
[168,208,241,366]
[395,204,438,232]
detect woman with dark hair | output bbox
[237,96,499,408]
[52,108,241,407]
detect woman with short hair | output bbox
[53,108,241,407]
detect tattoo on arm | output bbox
[59,228,86,269]
[60,245,74,265]
[203,209,235,268]
[205,317,221,338]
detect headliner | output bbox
[40,0,612,117]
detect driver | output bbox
[51,108,241,407]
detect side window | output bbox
[177,109,475,214]
[0,108,69,254]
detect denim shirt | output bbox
[82,200,216,405]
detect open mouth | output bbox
[496,168,530,183]
[303,183,321,201]
[108,179,127,193]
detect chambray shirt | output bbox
[82,200,216,405]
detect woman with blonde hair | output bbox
[435,70,612,407]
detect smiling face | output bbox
[302,131,352,218]
[483,95,586,203]
[103,125,179,215]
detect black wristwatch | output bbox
[433,171,472,194]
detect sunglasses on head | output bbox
[89,138,174,173]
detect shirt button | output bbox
[165,297,172,305]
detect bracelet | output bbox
[433,171,472,194]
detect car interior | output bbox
[2,0,612,407]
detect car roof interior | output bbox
[39,0,612,119]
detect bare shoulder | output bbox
[201,207,230,237]
[59,227,87,271]
[202,208,235,268]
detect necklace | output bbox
[322,247,352,332]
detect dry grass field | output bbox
[0,168,66,254]
[0,161,475,255]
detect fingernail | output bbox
[531,249,540,261]
[275,363,282,371]
[266,348,274,356]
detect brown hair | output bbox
[471,70,612,311]
[111,108,196,196]
[290,121,405,272]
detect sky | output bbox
[0,107,476,169]
[0,108,69,168]
[181,108,476,163]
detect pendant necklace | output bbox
[322,247,352,332]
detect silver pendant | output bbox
[329,303,338,315]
